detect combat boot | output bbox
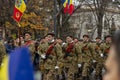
[82,76,89,80]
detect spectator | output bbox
[5,39,15,54]
[103,30,120,80]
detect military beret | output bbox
[66,35,73,38]
[104,35,112,40]
[47,33,55,37]
[96,37,101,39]
[83,34,89,38]
[24,32,32,36]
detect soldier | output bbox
[24,32,35,63]
[81,35,94,80]
[38,37,49,74]
[62,35,78,80]
[55,38,65,79]
[101,35,112,61]
[93,37,103,80]
[41,33,63,80]
[0,39,6,67]
[73,38,83,79]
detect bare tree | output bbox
[84,0,112,37]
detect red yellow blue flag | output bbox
[13,0,26,22]
[62,0,74,15]
[69,0,74,15]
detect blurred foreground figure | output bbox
[103,30,120,80]
[0,39,6,66]
[5,39,15,54]
[0,47,34,80]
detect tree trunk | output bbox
[97,14,103,38]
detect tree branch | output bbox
[62,0,85,26]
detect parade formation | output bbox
[0,32,112,80]
[1,0,120,80]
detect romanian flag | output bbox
[69,0,74,15]
[62,0,74,15]
[13,0,26,22]
[62,0,69,14]
[0,47,34,80]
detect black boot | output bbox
[95,75,99,80]
[74,73,78,80]
[82,76,89,80]
[99,74,102,80]
[82,76,86,80]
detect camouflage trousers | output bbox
[43,69,55,80]
[43,69,62,80]
[82,62,91,77]
[63,63,78,80]
[95,62,103,76]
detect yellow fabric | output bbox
[15,0,26,13]
[63,0,68,7]
[70,0,73,4]
[0,56,9,80]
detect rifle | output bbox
[45,42,56,60]
[64,42,74,59]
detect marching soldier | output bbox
[55,38,65,79]
[101,35,112,61]
[24,32,35,63]
[62,35,78,80]
[38,37,49,76]
[81,35,94,80]
[41,33,63,80]
[93,37,103,80]
[74,38,83,79]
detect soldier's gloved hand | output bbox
[55,66,59,69]
[100,53,104,57]
[93,60,96,63]
[41,54,46,59]
[78,64,82,68]
[62,42,66,47]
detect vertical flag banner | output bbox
[62,0,74,15]
[63,0,69,14]
[69,0,74,15]
[0,47,34,80]
[13,0,26,22]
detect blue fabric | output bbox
[9,47,34,80]
[5,44,15,54]
[68,0,70,5]
[24,0,27,4]
[62,0,66,4]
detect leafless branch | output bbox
[62,0,85,26]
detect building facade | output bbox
[68,2,120,40]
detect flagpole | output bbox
[54,0,57,37]
[17,23,21,46]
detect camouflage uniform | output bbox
[43,42,63,80]
[81,41,94,79]
[62,42,78,80]
[101,42,111,62]
[0,40,6,66]
[74,41,83,79]
[93,42,103,79]
[38,42,49,73]
[76,42,82,66]
[24,40,35,63]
